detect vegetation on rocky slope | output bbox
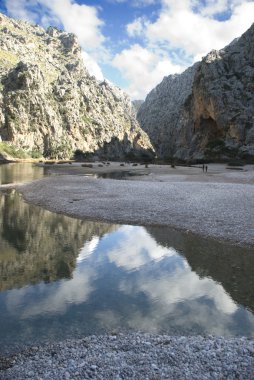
[0,141,29,160]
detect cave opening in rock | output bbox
[199,116,223,139]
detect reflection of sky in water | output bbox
[1,225,254,349]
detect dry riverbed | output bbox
[18,162,254,247]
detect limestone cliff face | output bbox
[0,13,153,160]
[137,64,199,159]
[138,23,254,162]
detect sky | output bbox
[0,0,254,99]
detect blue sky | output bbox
[1,0,254,99]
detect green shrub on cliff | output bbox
[0,142,28,159]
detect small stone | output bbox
[68,359,75,367]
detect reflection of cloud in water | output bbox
[119,263,241,335]
[77,237,99,263]
[127,270,237,314]
[95,310,122,330]
[7,237,101,318]
[5,236,102,319]
[98,226,245,335]
[4,225,254,337]
[6,266,96,318]
[106,226,177,270]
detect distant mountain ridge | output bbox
[137,23,254,163]
[0,13,153,160]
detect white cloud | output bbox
[44,0,105,50]
[118,0,254,97]
[145,0,254,60]
[113,44,183,99]
[127,17,147,37]
[4,0,39,23]
[198,0,230,16]
[81,51,104,80]
[5,0,105,50]
[110,0,157,6]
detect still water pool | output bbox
[0,164,254,352]
[0,162,47,185]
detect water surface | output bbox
[0,163,46,185]
[0,164,253,353]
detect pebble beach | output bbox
[1,333,254,379]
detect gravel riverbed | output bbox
[19,173,254,247]
[1,333,254,379]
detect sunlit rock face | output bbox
[0,13,153,160]
[138,23,254,162]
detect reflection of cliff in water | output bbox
[147,226,254,313]
[0,191,116,291]
[0,163,48,185]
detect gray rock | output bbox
[0,12,153,160]
[137,64,198,160]
[138,23,254,163]
[0,333,253,380]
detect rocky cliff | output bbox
[0,13,153,160]
[138,23,254,162]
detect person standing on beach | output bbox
[205,165,208,173]
[202,164,205,172]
